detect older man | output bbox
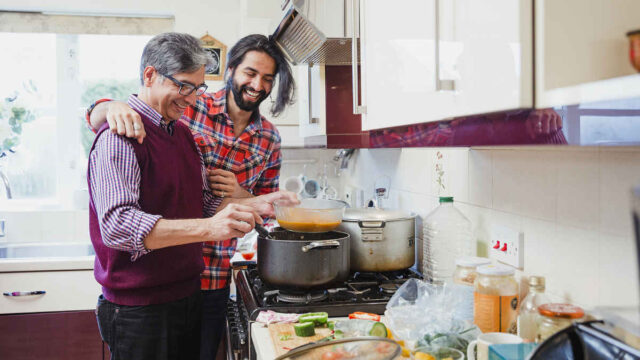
[88,32,295,360]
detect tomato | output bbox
[376,341,393,353]
[241,252,255,260]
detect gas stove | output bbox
[225,264,421,359]
[236,264,422,320]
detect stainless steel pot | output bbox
[337,208,416,272]
[257,229,350,289]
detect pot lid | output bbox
[273,336,400,360]
[342,208,416,222]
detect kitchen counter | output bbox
[0,256,94,272]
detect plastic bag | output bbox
[384,278,481,353]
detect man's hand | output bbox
[207,169,247,198]
[240,191,300,218]
[204,203,262,241]
[525,109,563,139]
[106,101,146,144]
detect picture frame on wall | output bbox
[200,33,227,81]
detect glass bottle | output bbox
[517,276,549,341]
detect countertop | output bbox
[0,256,94,272]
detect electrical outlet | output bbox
[489,225,524,269]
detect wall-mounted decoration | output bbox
[200,33,226,81]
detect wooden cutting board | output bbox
[268,323,333,356]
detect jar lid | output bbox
[455,256,492,268]
[538,303,585,319]
[528,276,546,289]
[476,264,515,276]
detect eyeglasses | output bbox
[161,73,208,96]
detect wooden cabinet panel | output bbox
[0,310,104,360]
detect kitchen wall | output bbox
[338,146,640,310]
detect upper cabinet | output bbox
[360,0,533,131]
[534,0,640,108]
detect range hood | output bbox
[272,0,360,65]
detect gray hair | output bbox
[139,32,213,84]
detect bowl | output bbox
[274,198,347,233]
[274,336,400,360]
[412,346,464,360]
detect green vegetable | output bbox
[298,312,329,326]
[333,330,344,339]
[328,321,335,330]
[294,322,316,337]
[279,334,292,341]
[368,322,388,337]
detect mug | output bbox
[467,332,523,360]
[282,175,305,195]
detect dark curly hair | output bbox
[225,34,295,117]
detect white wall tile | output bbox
[493,150,558,221]
[2,211,43,243]
[599,149,640,237]
[40,211,75,243]
[598,233,639,307]
[556,149,600,230]
[74,210,90,242]
[393,148,432,195]
[468,150,493,208]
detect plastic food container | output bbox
[273,336,400,360]
[274,198,347,233]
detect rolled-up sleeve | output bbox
[88,131,161,261]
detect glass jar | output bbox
[453,257,491,322]
[536,303,584,343]
[474,264,519,333]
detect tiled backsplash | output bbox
[1,210,89,244]
[338,146,640,309]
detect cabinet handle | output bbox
[307,65,319,124]
[3,290,46,297]
[351,0,366,114]
[435,0,455,91]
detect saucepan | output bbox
[273,198,347,233]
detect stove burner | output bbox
[380,283,399,295]
[277,290,328,304]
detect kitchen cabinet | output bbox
[359,0,533,130]
[0,310,106,360]
[535,0,640,108]
[0,270,100,314]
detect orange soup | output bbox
[277,220,341,232]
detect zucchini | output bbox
[368,322,388,337]
[298,312,329,326]
[294,322,316,337]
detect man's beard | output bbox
[228,77,269,112]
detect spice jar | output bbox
[453,257,491,322]
[474,264,519,334]
[535,303,584,343]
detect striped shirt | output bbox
[88,94,221,261]
[182,88,281,290]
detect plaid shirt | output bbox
[181,88,282,290]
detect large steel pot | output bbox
[337,208,416,272]
[257,229,350,289]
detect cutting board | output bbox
[268,323,333,356]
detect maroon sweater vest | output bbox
[88,115,204,306]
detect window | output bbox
[0,12,172,256]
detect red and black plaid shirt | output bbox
[182,88,281,290]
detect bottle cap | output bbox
[439,197,454,203]
[538,303,584,319]
[528,276,546,290]
[455,256,492,268]
[476,264,515,276]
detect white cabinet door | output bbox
[452,0,533,115]
[297,64,327,137]
[361,0,456,131]
[535,0,640,108]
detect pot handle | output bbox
[301,240,340,253]
[358,221,386,228]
